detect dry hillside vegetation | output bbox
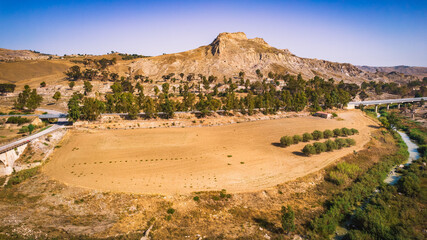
[43,111,376,194]
[0,60,70,87]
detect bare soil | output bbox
[43,110,376,195]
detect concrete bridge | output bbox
[347,97,425,112]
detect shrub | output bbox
[281,205,295,233]
[6,116,30,125]
[303,132,313,142]
[335,138,348,149]
[325,139,338,151]
[302,144,316,156]
[280,136,294,147]
[323,129,333,139]
[312,130,324,140]
[418,145,427,158]
[293,135,303,144]
[333,128,342,137]
[167,208,175,214]
[398,172,420,197]
[313,142,327,154]
[336,162,361,179]
[193,196,200,202]
[346,138,356,146]
[351,128,359,135]
[327,171,349,185]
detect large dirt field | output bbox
[43,110,376,195]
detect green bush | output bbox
[302,144,316,156]
[303,132,313,142]
[398,172,420,197]
[6,116,30,125]
[335,138,348,149]
[293,135,303,144]
[325,139,338,151]
[346,138,356,146]
[327,171,349,185]
[351,128,359,135]
[313,142,327,154]
[167,208,175,214]
[280,136,294,147]
[333,128,342,137]
[323,129,333,139]
[312,130,324,140]
[336,162,361,179]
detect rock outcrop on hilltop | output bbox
[129,32,419,84]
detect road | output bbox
[0,108,66,153]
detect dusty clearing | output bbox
[44,111,376,194]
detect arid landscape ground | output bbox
[44,111,373,195]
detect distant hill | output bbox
[0,48,53,61]
[129,32,419,84]
[358,65,427,79]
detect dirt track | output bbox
[43,111,377,195]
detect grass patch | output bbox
[6,167,39,187]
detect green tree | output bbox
[333,128,342,137]
[65,65,82,80]
[280,136,294,147]
[293,135,303,144]
[0,83,16,95]
[83,81,93,95]
[323,129,333,139]
[281,205,295,234]
[325,139,338,151]
[302,144,316,156]
[313,142,327,154]
[28,124,35,134]
[312,130,324,140]
[68,81,75,89]
[40,82,46,87]
[80,97,105,121]
[303,132,313,142]
[67,92,83,122]
[53,91,61,101]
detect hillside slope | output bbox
[130,32,418,84]
[358,65,427,79]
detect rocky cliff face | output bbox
[129,32,419,84]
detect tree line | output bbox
[66,74,359,121]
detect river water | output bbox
[384,130,420,185]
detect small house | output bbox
[314,112,332,119]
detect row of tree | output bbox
[280,128,359,147]
[302,138,356,156]
[66,74,357,121]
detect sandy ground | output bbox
[43,110,377,195]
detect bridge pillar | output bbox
[387,104,390,110]
[398,103,400,109]
[375,105,378,113]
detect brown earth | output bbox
[43,110,376,195]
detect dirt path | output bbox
[43,110,377,195]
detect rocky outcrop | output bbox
[129,32,419,84]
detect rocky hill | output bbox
[358,65,427,79]
[129,32,419,84]
[0,48,51,61]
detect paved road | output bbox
[348,97,425,106]
[0,108,66,153]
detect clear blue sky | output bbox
[1,0,426,66]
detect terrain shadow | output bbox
[271,142,282,147]
[292,151,306,157]
[368,124,380,129]
[253,217,284,234]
